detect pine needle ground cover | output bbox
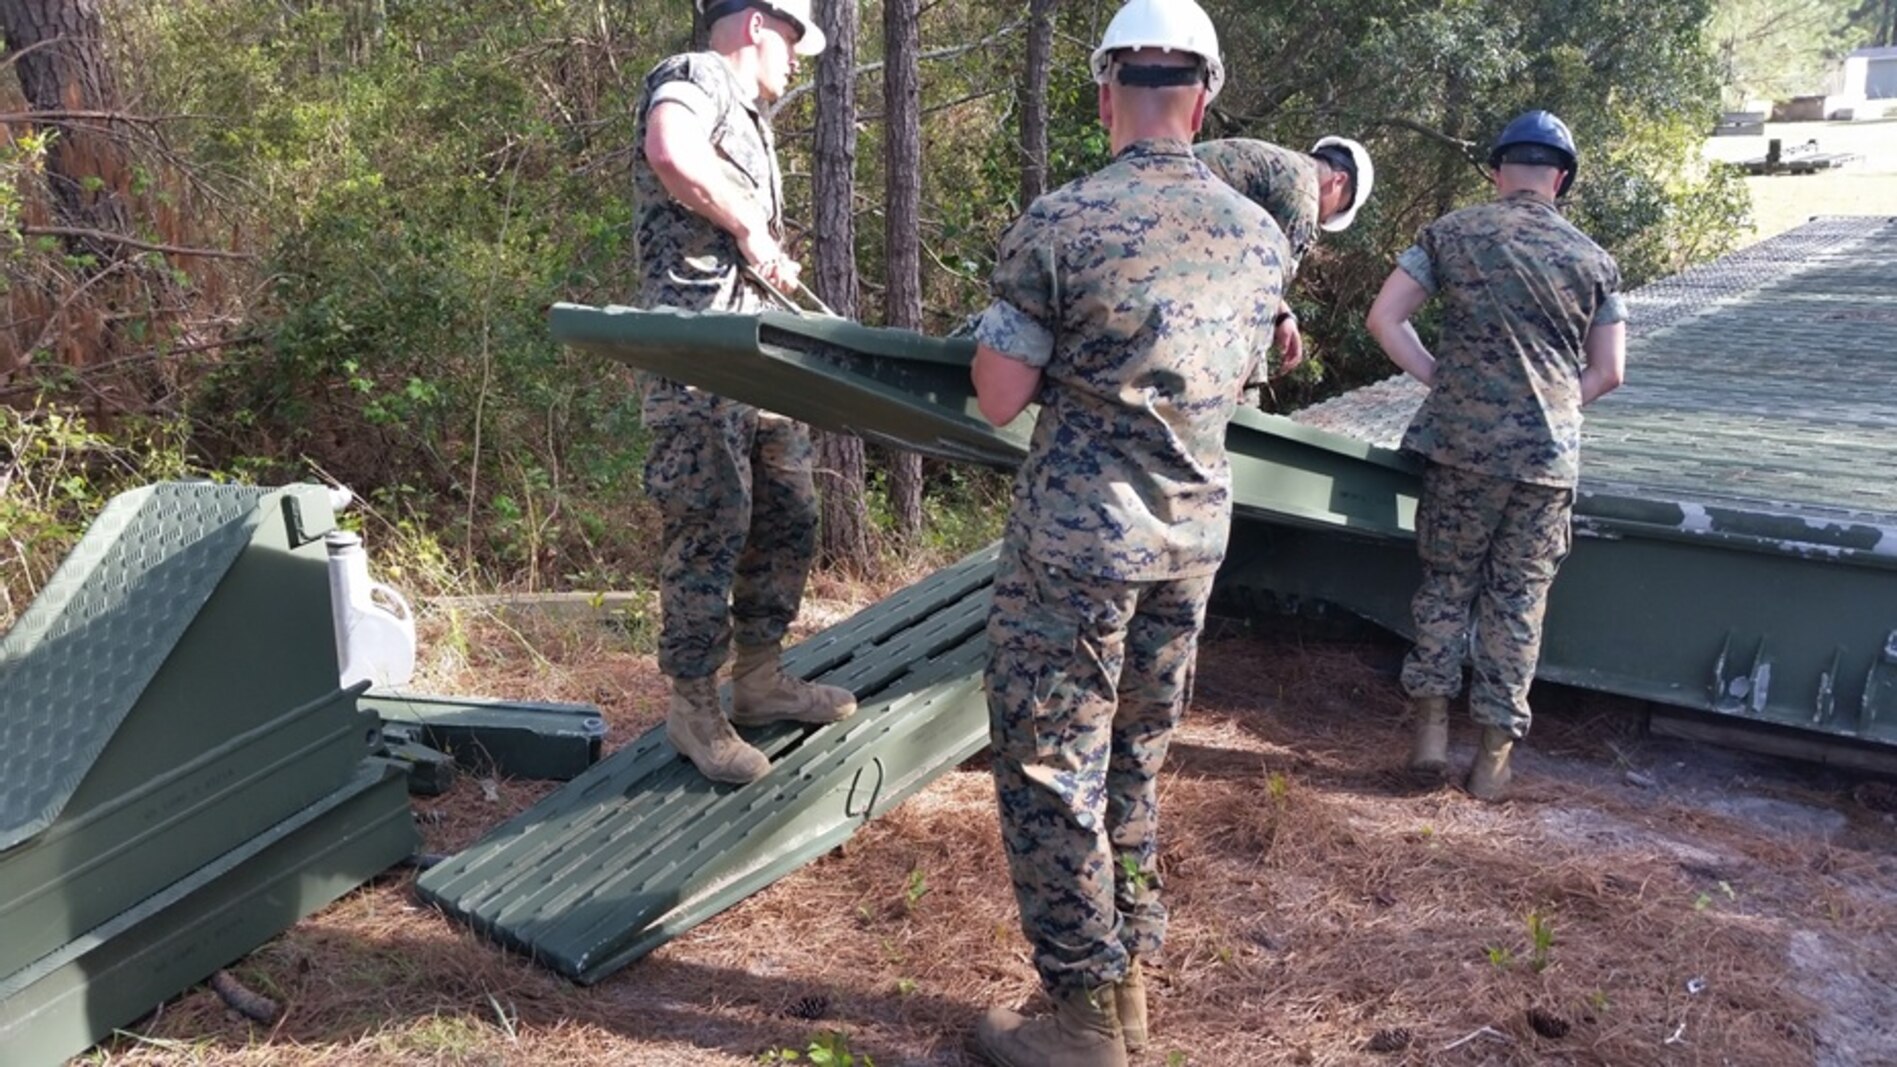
[73,602,1897,1067]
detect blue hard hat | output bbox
[1488,110,1578,195]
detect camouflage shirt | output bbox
[1397,189,1626,488]
[632,52,782,313]
[974,138,1288,581]
[1193,139,1321,282]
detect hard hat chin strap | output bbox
[1113,62,1204,89]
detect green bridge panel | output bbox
[416,546,999,983]
[0,762,418,1067]
[0,484,383,978]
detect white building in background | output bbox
[1829,46,1897,119]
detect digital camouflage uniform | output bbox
[975,138,1288,997]
[1193,139,1319,392]
[633,52,818,681]
[1395,189,1625,737]
[1192,140,1321,281]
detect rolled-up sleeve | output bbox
[1592,259,1628,326]
[647,79,716,119]
[1396,243,1438,295]
[974,212,1059,368]
[974,300,1055,368]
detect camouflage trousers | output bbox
[641,375,818,680]
[985,534,1214,997]
[1401,461,1573,738]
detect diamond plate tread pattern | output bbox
[1292,216,1897,524]
[0,483,273,850]
[416,544,1001,981]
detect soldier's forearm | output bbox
[653,157,771,248]
[1579,321,1626,405]
[1366,269,1435,387]
[1367,312,1436,387]
[646,111,773,248]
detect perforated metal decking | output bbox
[415,546,1000,983]
[1294,215,1897,527]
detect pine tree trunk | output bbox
[812,0,872,572]
[0,0,135,263]
[1018,0,1056,208]
[883,0,925,540]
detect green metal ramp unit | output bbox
[0,483,384,979]
[0,481,422,1066]
[415,545,1000,983]
[0,761,418,1067]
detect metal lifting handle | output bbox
[743,264,841,319]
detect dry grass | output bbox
[76,608,1897,1067]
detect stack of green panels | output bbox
[0,762,417,1066]
[0,483,415,1065]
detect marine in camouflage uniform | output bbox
[1194,136,1373,392]
[633,2,852,786]
[636,48,809,672]
[1367,111,1625,797]
[1193,140,1323,280]
[974,137,1288,1006]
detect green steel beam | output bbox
[550,304,1031,468]
[0,484,382,978]
[1217,513,1897,745]
[0,762,417,1067]
[362,693,607,781]
[547,302,1423,536]
[415,545,999,983]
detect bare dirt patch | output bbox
[82,616,1897,1066]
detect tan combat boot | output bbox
[666,676,769,784]
[729,641,857,726]
[1466,726,1516,800]
[972,983,1127,1067]
[1408,696,1450,777]
[1116,963,1148,1054]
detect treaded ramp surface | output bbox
[0,482,382,979]
[0,483,272,850]
[417,545,1000,982]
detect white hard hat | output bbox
[1312,135,1374,232]
[697,0,827,57]
[1089,0,1225,103]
